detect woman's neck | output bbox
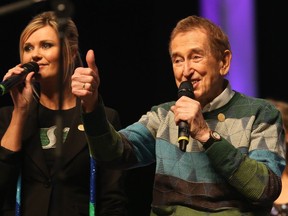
[40,91,76,110]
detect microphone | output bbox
[0,62,39,96]
[177,81,194,152]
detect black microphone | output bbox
[177,81,195,152]
[0,62,39,96]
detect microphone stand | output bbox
[51,1,74,215]
[0,0,44,16]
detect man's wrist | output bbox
[201,130,221,149]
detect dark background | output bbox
[1,1,287,127]
[0,1,287,215]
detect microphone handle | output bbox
[178,120,189,151]
[177,81,194,152]
[0,72,29,96]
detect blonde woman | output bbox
[0,11,127,216]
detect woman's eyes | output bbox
[23,42,53,52]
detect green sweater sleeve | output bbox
[81,97,123,162]
[205,138,281,202]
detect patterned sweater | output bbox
[83,90,286,216]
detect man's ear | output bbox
[220,50,232,76]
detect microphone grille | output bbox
[178,81,194,99]
[21,62,39,73]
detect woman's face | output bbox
[22,25,60,83]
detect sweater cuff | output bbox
[81,96,110,136]
[205,139,243,178]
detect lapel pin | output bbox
[78,124,85,131]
